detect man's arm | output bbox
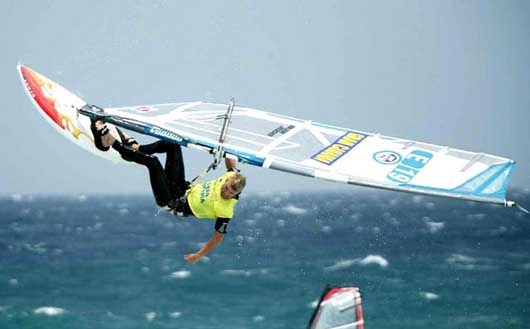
[184,231,224,264]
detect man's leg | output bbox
[139,141,188,198]
[90,121,173,206]
[112,141,173,207]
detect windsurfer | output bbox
[91,120,246,264]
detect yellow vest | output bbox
[187,171,238,219]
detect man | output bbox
[90,119,246,264]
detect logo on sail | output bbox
[373,151,401,165]
[148,126,183,143]
[311,131,366,165]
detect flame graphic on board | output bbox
[20,65,92,141]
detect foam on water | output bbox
[169,270,191,279]
[421,292,440,300]
[33,307,65,316]
[283,205,307,215]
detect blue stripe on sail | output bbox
[141,124,190,146]
[223,147,265,166]
[402,161,515,201]
[141,123,265,166]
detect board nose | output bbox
[18,64,63,128]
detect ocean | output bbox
[1,189,529,329]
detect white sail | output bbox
[101,101,515,206]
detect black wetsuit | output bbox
[112,140,192,215]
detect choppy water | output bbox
[1,190,529,328]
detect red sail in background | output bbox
[308,286,364,329]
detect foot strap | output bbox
[116,127,138,147]
[90,121,111,151]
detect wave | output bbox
[325,254,389,271]
[283,204,308,215]
[221,268,269,277]
[33,307,65,316]
[423,217,445,233]
[420,292,440,300]
[145,311,156,321]
[168,270,191,279]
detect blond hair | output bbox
[231,172,247,193]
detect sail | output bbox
[97,101,515,206]
[308,287,364,329]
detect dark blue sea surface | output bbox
[1,190,529,328]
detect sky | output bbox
[1,0,529,195]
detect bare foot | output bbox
[95,120,116,148]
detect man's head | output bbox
[221,172,246,199]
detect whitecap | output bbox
[221,269,253,277]
[490,226,507,235]
[325,255,389,271]
[321,226,332,233]
[169,270,191,279]
[324,259,358,271]
[24,243,47,254]
[253,315,265,322]
[34,307,65,316]
[446,254,475,265]
[424,218,445,233]
[9,279,18,286]
[446,254,494,270]
[245,236,256,243]
[145,312,156,321]
[308,300,319,308]
[421,292,440,300]
[245,219,257,226]
[11,193,23,202]
[283,205,307,215]
[169,311,181,318]
[359,255,388,268]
